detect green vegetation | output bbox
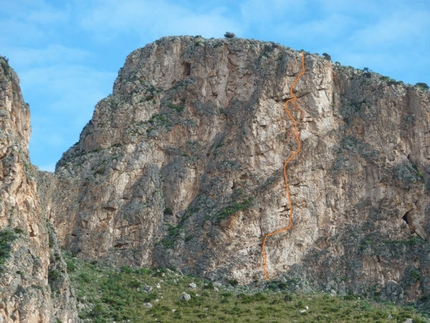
[379,75,401,86]
[164,207,173,215]
[167,102,185,112]
[394,163,424,186]
[215,198,252,224]
[0,228,22,271]
[144,113,171,135]
[322,53,331,61]
[148,113,168,125]
[0,57,11,77]
[415,82,429,91]
[359,237,373,251]
[48,268,61,283]
[65,254,428,322]
[158,205,200,249]
[158,224,181,249]
[142,85,160,101]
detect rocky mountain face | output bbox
[0,57,78,323]
[50,36,429,301]
[1,36,429,322]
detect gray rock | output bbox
[0,57,79,323]
[179,292,191,302]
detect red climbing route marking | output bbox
[262,51,306,280]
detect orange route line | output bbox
[262,51,305,280]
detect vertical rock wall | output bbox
[50,37,429,302]
[0,57,78,323]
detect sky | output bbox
[1,0,429,171]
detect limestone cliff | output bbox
[48,36,429,303]
[1,35,429,320]
[0,57,78,323]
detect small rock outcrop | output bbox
[0,57,78,323]
[179,292,191,302]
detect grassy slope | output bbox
[64,254,428,323]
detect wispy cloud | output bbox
[78,0,242,41]
[0,0,69,45]
[6,45,90,67]
[348,7,430,49]
[328,3,430,82]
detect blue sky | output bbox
[1,0,429,171]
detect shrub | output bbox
[322,53,331,61]
[215,198,252,223]
[164,208,173,215]
[167,103,185,112]
[13,228,25,234]
[48,269,61,283]
[224,32,235,38]
[120,266,134,274]
[415,82,429,91]
[228,279,239,287]
[66,260,75,272]
[89,303,108,318]
[0,229,18,270]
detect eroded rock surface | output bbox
[0,57,78,323]
[48,36,429,302]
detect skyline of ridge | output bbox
[1,0,429,171]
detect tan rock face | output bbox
[49,36,429,302]
[0,57,78,323]
[1,36,427,320]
